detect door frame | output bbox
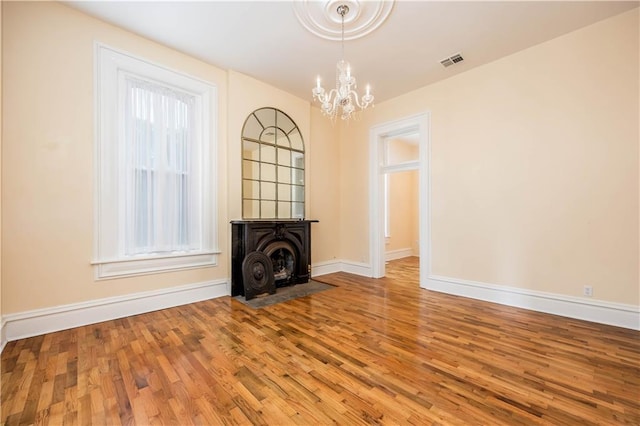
[369,112,430,287]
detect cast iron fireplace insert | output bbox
[231,220,318,300]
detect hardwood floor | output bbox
[2,257,639,425]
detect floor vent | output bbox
[440,53,464,68]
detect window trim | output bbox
[94,43,219,279]
[241,107,305,219]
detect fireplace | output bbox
[231,220,317,300]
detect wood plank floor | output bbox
[2,257,639,425]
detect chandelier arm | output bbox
[318,88,340,117]
[327,88,338,104]
[332,90,340,112]
[350,90,363,109]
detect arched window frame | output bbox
[241,108,305,219]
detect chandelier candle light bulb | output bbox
[311,4,374,120]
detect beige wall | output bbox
[410,171,419,256]
[2,2,229,314]
[386,170,419,254]
[339,9,639,304]
[0,0,4,329]
[308,108,341,264]
[338,120,369,264]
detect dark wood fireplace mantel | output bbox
[231,220,318,299]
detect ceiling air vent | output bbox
[440,53,464,68]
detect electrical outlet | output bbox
[583,285,593,297]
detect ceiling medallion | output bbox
[293,0,394,41]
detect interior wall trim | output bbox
[313,261,638,330]
[0,319,7,354]
[5,264,633,348]
[427,274,640,331]
[340,260,374,277]
[312,260,373,278]
[385,248,414,261]
[368,112,431,284]
[2,279,229,343]
[311,260,343,277]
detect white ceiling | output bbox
[65,1,638,104]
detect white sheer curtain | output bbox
[124,77,196,255]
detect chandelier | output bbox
[312,4,374,121]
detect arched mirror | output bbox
[242,107,305,219]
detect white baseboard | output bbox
[3,279,229,342]
[5,267,635,347]
[312,260,343,277]
[340,260,373,277]
[385,248,414,261]
[426,275,640,331]
[312,260,373,278]
[0,319,7,354]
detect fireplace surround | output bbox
[231,220,317,300]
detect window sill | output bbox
[92,251,220,280]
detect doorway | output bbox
[384,168,419,261]
[369,113,430,287]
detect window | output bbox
[94,45,218,279]
[241,108,305,219]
